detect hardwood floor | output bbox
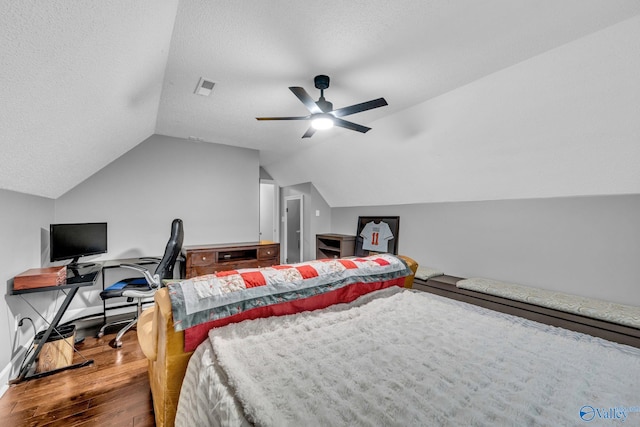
[1,329,154,427]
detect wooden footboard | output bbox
[138,288,193,427]
[414,275,640,348]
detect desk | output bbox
[9,263,102,384]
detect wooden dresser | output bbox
[183,241,280,278]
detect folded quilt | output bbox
[168,254,412,332]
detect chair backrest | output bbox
[154,218,184,280]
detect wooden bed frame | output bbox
[414,275,640,349]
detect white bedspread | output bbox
[176,288,640,427]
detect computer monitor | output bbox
[50,222,108,266]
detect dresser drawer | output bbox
[189,251,216,266]
[258,245,279,260]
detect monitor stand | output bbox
[67,256,96,270]
[65,258,101,282]
[66,258,97,273]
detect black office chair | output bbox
[98,218,184,348]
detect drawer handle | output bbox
[266,251,272,255]
[201,256,206,261]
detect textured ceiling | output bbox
[155,0,640,167]
[2,1,640,199]
[0,0,178,198]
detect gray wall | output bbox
[309,183,332,258]
[280,182,332,262]
[55,134,260,255]
[52,134,260,320]
[332,194,640,306]
[0,189,54,391]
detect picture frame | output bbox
[355,216,400,257]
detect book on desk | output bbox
[13,266,67,290]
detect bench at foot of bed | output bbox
[413,275,640,348]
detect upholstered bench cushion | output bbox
[414,266,444,281]
[457,278,640,329]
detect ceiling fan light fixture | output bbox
[311,114,334,130]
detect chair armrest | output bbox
[120,263,160,288]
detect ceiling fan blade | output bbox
[302,127,316,138]
[289,87,323,114]
[256,116,310,121]
[333,118,371,133]
[331,98,388,117]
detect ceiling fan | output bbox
[256,75,388,138]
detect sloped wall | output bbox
[265,16,640,207]
[55,134,260,256]
[53,134,260,320]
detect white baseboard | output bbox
[0,346,28,398]
[0,363,10,398]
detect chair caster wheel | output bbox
[96,331,104,338]
[109,339,122,348]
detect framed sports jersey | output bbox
[355,216,400,256]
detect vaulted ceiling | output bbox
[2,1,640,201]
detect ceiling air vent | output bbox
[194,78,215,96]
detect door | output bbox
[259,180,278,242]
[284,195,303,263]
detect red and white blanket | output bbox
[167,254,412,351]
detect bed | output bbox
[174,285,640,426]
[139,255,640,426]
[138,254,418,426]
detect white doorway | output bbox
[259,180,279,242]
[284,195,303,263]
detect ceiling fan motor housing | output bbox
[314,75,330,90]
